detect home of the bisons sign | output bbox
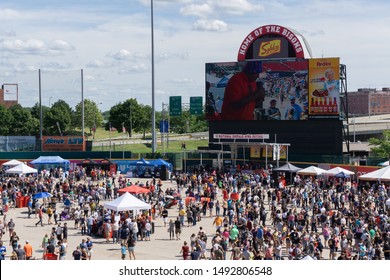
[237,24,310,61]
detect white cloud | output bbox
[180,3,213,17]
[39,62,74,70]
[168,78,193,84]
[86,60,108,68]
[192,19,229,32]
[118,63,148,73]
[212,0,264,15]
[0,39,45,54]
[48,40,75,51]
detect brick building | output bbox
[347,87,390,116]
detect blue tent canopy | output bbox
[149,158,173,171]
[135,158,151,165]
[30,156,70,171]
[31,156,70,164]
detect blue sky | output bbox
[1,0,390,111]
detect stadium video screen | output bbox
[205,58,340,121]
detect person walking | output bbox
[127,235,136,260]
[174,217,182,240]
[35,206,44,227]
[23,240,33,260]
[168,219,175,240]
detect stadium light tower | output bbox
[151,0,156,153]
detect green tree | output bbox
[43,100,73,135]
[0,105,13,135]
[8,104,39,135]
[29,102,50,121]
[169,109,208,134]
[135,104,152,138]
[74,99,104,135]
[369,130,390,159]
[107,99,152,138]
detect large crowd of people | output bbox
[0,164,389,260]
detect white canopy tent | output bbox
[379,160,389,166]
[358,165,390,182]
[297,166,326,176]
[2,159,23,167]
[104,192,151,212]
[5,163,38,175]
[323,167,355,176]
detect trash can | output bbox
[23,196,30,208]
[16,196,23,208]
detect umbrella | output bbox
[334,171,350,179]
[33,192,53,199]
[117,185,150,195]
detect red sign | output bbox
[42,136,85,151]
[237,25,305,61]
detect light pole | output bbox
[353,114,356,143]
[151,0,156,153]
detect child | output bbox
[121,242,127,260]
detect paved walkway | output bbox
[1,178,332,260]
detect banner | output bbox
[262,145,287,159]
[42,136,85,151]
[308,58,340,118]
[0,136,36,152]
[250,146,261,158]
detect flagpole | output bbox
[122,122,125,159]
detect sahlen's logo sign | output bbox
[259,39,281,57]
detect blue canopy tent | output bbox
[115,158,172,179]
[30,156,70,171]
[150,158,173,172]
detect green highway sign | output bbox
[190,96,203,115]
[169,96,182,116]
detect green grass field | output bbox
[91,128,209,153]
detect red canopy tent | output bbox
[117,185,150,195]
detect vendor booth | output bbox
[104,192,151,212]
[30,156,70,172]
[100,158,117,176]
[116,158,172,179]
[78,158,99,176]
[5,163,38,175]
